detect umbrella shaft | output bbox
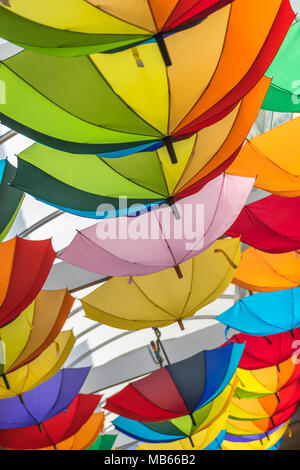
[1,374,10,390]
[155,34,172,67]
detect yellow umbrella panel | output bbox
[222,421,288,450]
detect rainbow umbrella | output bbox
[80,238,240,330]
[222,421,288,450]
[0,0,293,158]
[88,432,117,451]
[0,236,56,327]
[0,159,24,242]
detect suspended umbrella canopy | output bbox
[0,330,75,399]
[0,0,236,57]
[262,21,300,113]
[11,78,267,219]
[222,421,288,450]
[0,236,56,327]
[0,393,101,449]
[226,195,300,253]
[227,117,300,197]
[0,368,90,429]
[0,0,293,159]
[105,342,244,421]
[233,248,300,292]
[0,159,24,243]
[80,238,241,331]
[88,432,117,451]
[217,287,300,336]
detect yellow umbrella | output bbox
[222,421,288,450]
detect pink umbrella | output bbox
[60,174,254,277]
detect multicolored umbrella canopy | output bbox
[0,236,56,327]
[0,330,75,399]
[227,117,300,197]
[60,174,252,275]
[0,393,101,449]
[0,0,235,57]
[11,78,267,219]
[218,287,300,336]
[0,159,24,242]
[0,0,293,158]
[222,421,288,450]
[80,238,240,330]
[233,248,300,292]
[88,432,117,451]
[262,21,300,113]
[105,343,244,421]
[0,368,90,429]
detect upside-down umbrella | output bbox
[227,117,300,197]
[0,159,24,242]
[88,432,117,451]
[222,421,288,450]
[11,78,267,219]
[60,173,251,275]
[233,248,300,292]
[226,194,300,253]
[105,342,244,421]
[262,21,300,113]
[80,238,240,330]
[0,0,235,57]
[0,0,293,158]
[0,330,75,399]
[217,287,300,336]
[0,289,74,389]
[0,368,90,429]
[0,394,101,449]
[0,236,56,327]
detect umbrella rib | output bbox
[252,250,299,287]
[131,279,179,320]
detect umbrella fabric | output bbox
[0,330,75,399]
[222,421,288,450]
[88,432,117,451]
[105,342,244,421]
[0,0,293,158]
[233,248,300,292]
[80,238,240,331]
[226,195,300,253]
[262,21,300,113]
[0,368,90,429]
[227,117,300,197]
[0,0,235,57]
[0,159,24,242]
[0,393,101,449]
[60,173,252,276]
[217,287,300,336]
[11,77,268,219]
[0,236,56,327]
[225,422,286,443]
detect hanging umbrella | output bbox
[0,236,56,327]
[0,159,24,242]
[105,342,244,421]
[88,432,117,451]
[0,368,91,429]
[60,173,252,276]
[262,21,300,113]
[227,117,300,197]
[0,393,101,449]
[0,0,293,159]
[217,287,300,336]
[80,238,240,331]
[233,248,300,292]
[0,330,75,399]
[222,421,288,450]
[224,421,286,443]
[0,0,235,57]
[11,78,267,219]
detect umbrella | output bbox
[80,238,241,331]
[217,287,300,336]
[227,117,300,197]
[105,342,244,421]
[60,173,252,276]
[226,195,300,253]
[0,393,101,449]
[0,0,235,58]
[222,421,288,450]
[0,289,74,389]
[0,159,24,242]
[262,21,300,113]
[88,432,117,451]
[0,330,75,399]
[233,248,300,292]
[224,421,286,443]
[0,368,90,429]
[0,0,293,158]
[0,236,56,327]
[11,77,267,219]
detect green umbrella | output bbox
[0,159,24,242]
[88,434,117,451]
